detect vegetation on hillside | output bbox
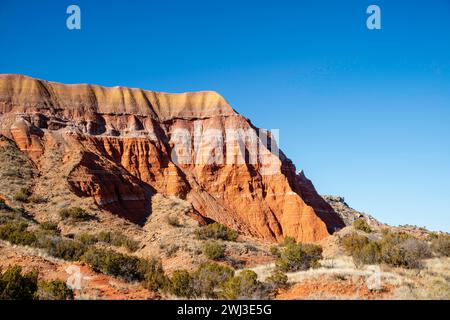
[0,266,73,300]
[196,222,238,241]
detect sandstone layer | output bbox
[0,74,344,242]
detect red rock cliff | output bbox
[0,74,344,242]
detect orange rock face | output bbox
[0,74,344,242]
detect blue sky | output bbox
[1,0,449,231]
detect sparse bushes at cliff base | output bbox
[341,230,433,269]
[275,240,323,272]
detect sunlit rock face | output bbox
[0,74,344,242]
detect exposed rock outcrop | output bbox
[0,74,344,242]
[322,195,380,228]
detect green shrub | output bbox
[269,245,281,258]
[381,237,431,269]
[0,221,37,246]
[281,236,297,247]
[39,221,60,236]
[82,248,142,281]
[75,233,98,245]
[340,233,381,267]
[341,233,370,254]
[275,242,322,272]
[431,235,450,257]
[82,247,169,291]
[38,279,74,300]
[47,238,87,261]
[139,258,169,292]
[265,270,289,291]
[97,231,139,252]
[166,215,182,228]
[59,207,93,222]
[196,223,238,241]
[341,231,432,269]
[203,240,225,260]
[13,188,31,203]
[191,263,234,298]
[0,266,38,300]
[353,219,372,233]
[170,270,194,298]
[220,270,265,300]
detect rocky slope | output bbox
[322,195,381,228]
[0,74,344,243]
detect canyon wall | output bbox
[0,74,344,242]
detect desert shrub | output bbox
[47,238,87,261]
[75,233,98,245]
[203,240,225,260]
[265,270,289,291]
[281,236,297,247]
[196,223,238,241]
[342,231,432,269]
[220,270,266,300]
[353,219,372,233]
[275,242,322,272]
[269,245,281,258]
[341,233,370,254]
[39,221,60,236]
[169,270,195,298]
[0,266,38,300]
[0,221,37,246]
[431,235,450,257]
[381,237,431,269]
[97,231,139,252]
[38,279,74,300]
[166,215,182,227]
[191,263,234,298]
[139,258,169,292]
[341,233,381,267]
[59,207,93,222]
[82,247,168,290]
[13,188,32,203]
[82,248,141,281]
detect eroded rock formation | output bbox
[0,74,344,242]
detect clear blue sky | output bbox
[1,0,449,231]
